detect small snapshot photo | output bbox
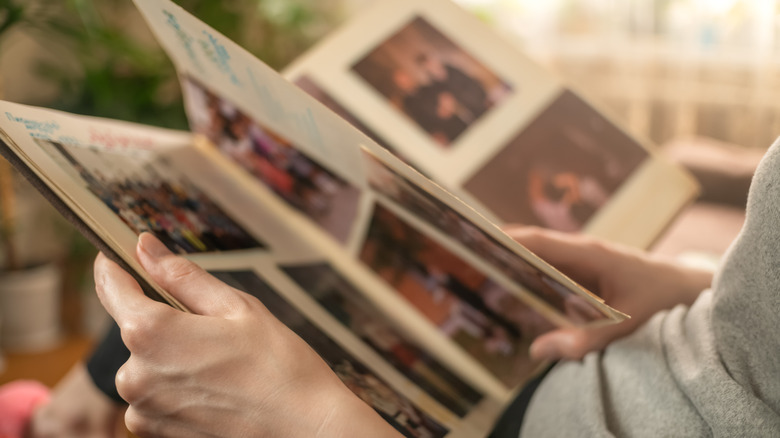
[464,90,648,231]
[210,270,450,438]
[281,262,483,417]
[359,204,547,387]
[182,77,360,244]
[352,16,512,148]
[35,138,263,254]
[363,150,606,324]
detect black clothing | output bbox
[86,321,129,404]
[443,65,488,121]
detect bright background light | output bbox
[449,0,780,149]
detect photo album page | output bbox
[0,0,661,436]
[283,0,699,249]
[0,101,496,436]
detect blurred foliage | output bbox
[0,0,341,273]
[0,1,25,37]
[0,0,29,270]
[16,0,341,129]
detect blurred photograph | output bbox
[352,17,512,148]
[36,138,263,254]
[464,90,648,231]
[359,204,548,386]
[281,262,483,417]
[364,151,605,324]
[210,270,450,438]
[183,77,360,244]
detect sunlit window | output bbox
[451,0,780,148]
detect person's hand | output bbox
[505,227,714,361]
[27,362,125,438]
[94,233,399,438]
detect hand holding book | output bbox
[90,229,714,437]
[0,0,700,435]
[95,233,399,438]
[507,227,714,361]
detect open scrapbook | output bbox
[0,0,697,436]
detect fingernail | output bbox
[139,233,171,258]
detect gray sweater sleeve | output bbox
[520,139,780,437]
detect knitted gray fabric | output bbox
[520,139,780,437]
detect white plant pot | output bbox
[0,263,62,352]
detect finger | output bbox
[94,252,173,333]
[529,322,636,361]
[136,233,243,317]
[124,407,160,438]
[124,406,205,438]
[505,226,601,268]
[504,226,611,287]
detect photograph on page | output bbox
[281,262,484,417]
[358,202,551,387]
[182,76,361,244]
[351,16,512,149]
[463,90,649,231]
[362,147,614,325]
[36,138,263,254]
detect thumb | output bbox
[94,252,175,335]
[529,322,634,361]
[504,226,614,291]
[136,233,243,317]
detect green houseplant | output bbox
[37,0,341,127]
[0,0,25,272]
[0,1,66,353]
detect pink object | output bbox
[0,380,50,438]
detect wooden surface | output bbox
[0,334,94,386]
[0,335,137,437]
